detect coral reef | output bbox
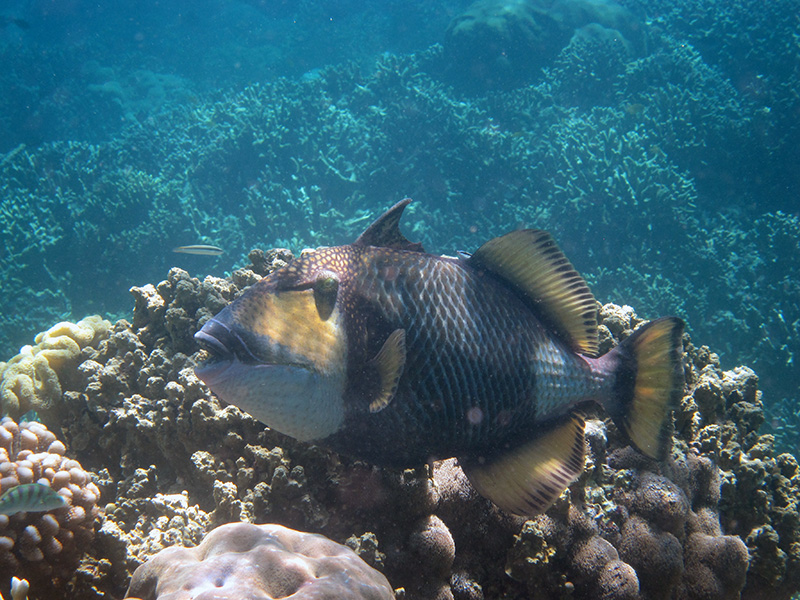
[624,0,800,211]
[0,3,797,595]
[3,30,796,428]
[4,252,789,600]
[0,418,100,597]
[1,20,797,425]
[124,522,394,600]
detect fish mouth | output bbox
[194,318,264,384]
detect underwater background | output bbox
[2,0,797,451]
[0,0,799,598]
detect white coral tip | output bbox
[10,577,30,600]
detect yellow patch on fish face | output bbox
[232,280,346,375]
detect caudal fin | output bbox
[604,317,685,459]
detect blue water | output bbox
[1,0,798,453]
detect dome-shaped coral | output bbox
[124,522,394,600]
[444,0,569,92]
[0,417,100,593]
[442,0,645,92]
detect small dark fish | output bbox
[0,484,66,516]
[173,244,224,256]
[195,200,684,516]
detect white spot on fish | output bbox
[467,406,483,425]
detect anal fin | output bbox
[461,414,585,516]
[368,329,406,413]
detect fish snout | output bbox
[195,317,260,364]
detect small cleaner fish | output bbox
[195,200,684,516]
[0,484,67,516]
[173,244,224,256]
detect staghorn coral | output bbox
[0,418,100,597]
[124,522,394,600]
[0,316,111,427]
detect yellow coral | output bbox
[0,316,111,418]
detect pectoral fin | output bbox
[461,414,585,516]
[368,329,406,413]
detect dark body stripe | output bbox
[322,245,601,467]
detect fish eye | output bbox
[313,275,338,320]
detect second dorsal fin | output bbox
[353,198,425,252]
[469,229,599,357]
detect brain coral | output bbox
[0,417,100,595]
[124,522,394,600]
[0,316,111,426]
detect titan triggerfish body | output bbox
[195,199,684,516]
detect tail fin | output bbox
[604,317,685,459]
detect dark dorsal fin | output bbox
[353,198,425,252]
[469,229,599,357]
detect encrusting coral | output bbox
[124,522,394,600]
[0,417,100,596]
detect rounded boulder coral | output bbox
[125,522,394,600]
[443,0,569,91]
[0,417,100,589]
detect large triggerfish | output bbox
[195,200,684,516]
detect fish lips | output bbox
[194,318,261,384]
[194,354,282,388]
[194,317,311,384]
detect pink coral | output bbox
[125,522,394,600]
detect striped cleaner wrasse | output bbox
[195,200,684,516]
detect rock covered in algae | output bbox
[124,522,394,600]
[0,417,100,595]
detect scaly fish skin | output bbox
[329,245,607,465]
[196,200,684,515]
